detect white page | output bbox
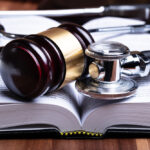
[83,17,150,51]
[0,76,81,122]
[0,16,60,46]
[83,17,145,29]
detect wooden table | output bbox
[0,0,38,10]
[0,1,150,150]
[0,139,149,150]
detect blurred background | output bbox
[0,0,149,10]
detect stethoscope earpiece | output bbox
[76,41,138,100]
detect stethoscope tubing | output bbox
[0,24,150,39]
[1,4,150,39]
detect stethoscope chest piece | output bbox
[76,41,138,100]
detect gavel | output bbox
[0,23,94,99]
[1,23,150,100]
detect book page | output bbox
[0,16,60,46]
[0,75,81,121]
[83,17,150,51]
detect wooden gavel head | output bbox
[0,23,94,99]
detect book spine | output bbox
[60,131,103,138]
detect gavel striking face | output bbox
[0,23,94,99]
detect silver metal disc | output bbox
[86,41,130,61]
[75,77,138,100]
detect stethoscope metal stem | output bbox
[89,24,150,33]
[0,4,149,21]
[0,24,150,40]
[0,7,105,17]
[121,51,150,77]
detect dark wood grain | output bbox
[0,139,149,150]
[0,0,38,10]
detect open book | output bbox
[0,15,150,137]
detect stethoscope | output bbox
[76,41,150,100]
[0,4,150,39]
[0,23,150,39]
[0,5,150,100]
[0,4,149,22]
